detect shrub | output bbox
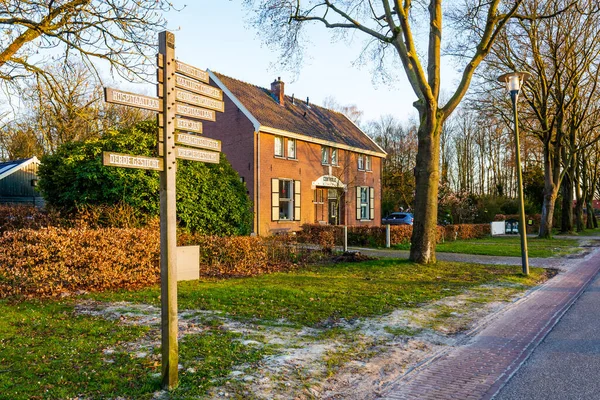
[1,227,318,298]
[179,233,307,277]
[300,223,491,248]
[38,119,253,236]
[0,205,61,233]
[0,227,160,299]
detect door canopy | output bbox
[311,175,347,191]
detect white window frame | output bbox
[321,146,329,165]
[365,155,372,171]
[356,186,375,221]
[279,179,294,220]
[287,138,297,159]
[274,136,284,157]
[358,154,365,170]
[272,178,301,221]
[331,148,338,166]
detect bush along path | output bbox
[1,259,552,399]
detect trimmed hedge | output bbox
[179,233,308,277]
[0,226,160,299]
[298,223,491,247]
[0,227,312,299]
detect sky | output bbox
[117,0,462,125]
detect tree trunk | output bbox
[539,145,558,238]
[410,113,442,264]
[586,200,594,229]
[539,191,557,238]
[575,160,584,232]
[560,172,574,233]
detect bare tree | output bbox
[0,62,152,156]
[323,96,364,126]
[0,0,174,92]
[475,0,600,237]
[368,115,417,215]
[244,0,573,263]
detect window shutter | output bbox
[272,178,279,221]
[294,180,301,221]
[356,187,361,220]
[369,187,375,220]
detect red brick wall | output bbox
[201,84,257,231]
[202,77,383,235]
[258,133,382,234]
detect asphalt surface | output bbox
[494,269,600,400]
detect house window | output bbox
[287,138,296,159]
[331,148,338,165]
[321,146,329,164]
[272,178,301,221]
[279,180,293,220]
[274,136,284,157]
[321,146,338,165]
[358,154,365,170]
[314,188,325,222]
[365,155,372,171]
[356,186,375,220]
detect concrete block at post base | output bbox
[177,245,200,281]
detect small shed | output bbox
[505,218,519,234]
[0,157,45,207]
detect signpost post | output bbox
[102,30,224,390]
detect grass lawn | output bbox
[0,300,269,400]
[2,259,548,399]
[392,236,579,257]
[90,259,546,326]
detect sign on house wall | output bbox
[102,31,224,390]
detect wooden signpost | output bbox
[102,30,224,390]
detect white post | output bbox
[386,224,391,248]
[343,225,348,252]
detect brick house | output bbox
[203,73,387,235]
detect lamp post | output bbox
[498,71,531,275]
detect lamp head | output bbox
[498,71,531,94]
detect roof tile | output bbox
[213,73,384,155]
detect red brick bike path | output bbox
[380,249,600,400]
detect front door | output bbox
[328,199,339,225]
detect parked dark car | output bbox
[382,212,414,226]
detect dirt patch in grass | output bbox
[72,276,549,399]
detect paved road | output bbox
[378,248,600,400]
[494,269,600,400]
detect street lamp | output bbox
[498,71,531,275]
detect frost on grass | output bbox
[74,282,535,399]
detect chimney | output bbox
[271,77,285,106]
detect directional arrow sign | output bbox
[176,117,203,133]
[175,133,221,151]
[175,89,224,112]
[176,103,216,121]
[157,115,203,134]
[175,75,222,100]
[175,147,220,163]
[104,88,161,112]
[103,152,163,171]
[175,60,209,83]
